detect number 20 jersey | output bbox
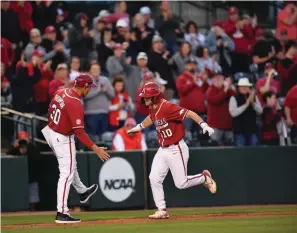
[48,88,85,135]
[149,99,189,147]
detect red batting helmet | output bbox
[139,82,162,104]
[74,73,97,88]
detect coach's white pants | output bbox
[149,140,205,210]
[42,126,87,214]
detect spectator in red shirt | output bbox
[1,37,15,70]
[108,76,135,131]
[256,63,281,105]
[48,63,71,100]
[176,57,208,132]
[277,41,297,96]
[261,91,282,146]
[276,2,297,41]
[223,6,254,73]
[284,85,297,143]
[1,62,11,106]
[104,1,129,25]
[206,73,235,146]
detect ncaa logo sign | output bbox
[99,157,135,202]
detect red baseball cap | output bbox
[18,131,30,140]
[228,6,238,15]
[32,50,44,57]
[143,72,154,81]
[255,28,264,37]
[45,26,56,34]
[125,117,137,127]
[114,43,123,50]
[74,73,97,88]
[264,63,274,71]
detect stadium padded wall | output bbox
[2,146,297,211]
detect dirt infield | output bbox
[2,212,296,229]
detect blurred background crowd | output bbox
[1,0,297,153]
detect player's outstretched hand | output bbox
[200,122,215,136]
[92,145,110,162]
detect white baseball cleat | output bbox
[148,210,169,219]
[202,170,217,194]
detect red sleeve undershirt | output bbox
[73,128,94,149]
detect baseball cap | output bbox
[74,73,97,88]
[32,50,44,57]
[114,43,123,50]
[140,6,151,15]
[143,72,154,81]
[45,26,56,34]
[264,62,274,71]
[137,52,148,60]
[211,69,222,78]
[255,28,264,37]
[98,9,110,18]
[18,131,30,140]
[185,57,197,64]
[152,35,163,43]
[56,63,68,70]
[116,19,128,28]
[228,6,238,15]
[125,117,137,127]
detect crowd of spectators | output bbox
[1,1,297,149]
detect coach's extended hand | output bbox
[92,145,110,161]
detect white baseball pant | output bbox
[149,139,205,210]
[41,126,88,214]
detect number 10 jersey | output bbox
[149,99,189,147]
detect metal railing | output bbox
[1,107,48,145]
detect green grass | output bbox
[2,206,297,233]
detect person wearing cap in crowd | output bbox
[229,78,263,146]
[206,72,236,146]
[113,19,129,43]
[140,6,155,29]
[260,91,282,146]
[68,13,94,70]
[84,63,114,140]
[92,9,110,30]
[48,63,71,100]
[104,1,129,25]
[109,75,135,131]
[256,63,281,106]
[252,28,276,73]
[112,117,147,151]
[7,130,41,211]
[277,2,297,41]
[106,44,142,101]
[41,25,70,70]
[205,22,235,76]
[223,6,254,73]
[132,13,155,53]
[24,28,46,61]
[284,84,297,143]
[148,34,175,93]
[176,57,209,132]
[92,10,110,46]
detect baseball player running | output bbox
[128,82,217,219]
[42,74,110,223]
